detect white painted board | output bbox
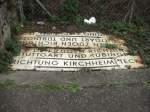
[11,32,144,71]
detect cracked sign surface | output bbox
[11,32,144,71]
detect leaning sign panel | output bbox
[11,32,144,71]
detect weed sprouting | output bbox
[59,0,81,25]
[0,38,21,73]
[101,43,118,49]
[0,80,81,93]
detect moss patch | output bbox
[0,38,21,73]
[0,80,81,93]
[96,20,150,66]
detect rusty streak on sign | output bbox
[11,32,144,71]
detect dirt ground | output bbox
[0,69,150,112]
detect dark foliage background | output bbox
[22,0,150,23]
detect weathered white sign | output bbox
[20,32,126,49]
[11,32,144,71]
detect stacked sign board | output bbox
[11,32,144,71]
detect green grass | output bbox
[0,80,81,93]
[0,80,17,89]
[128,48,138,56]
[5,38,21,56]
[0,80,150,91]
[143,80,150,89]
[97,20,137,34]
[0,38,21,73]
[65,82,81,93]
[34,82,81,93]
[95,20,150,66]
[11,23,22,34]
[0,50,12,72]
[101,43,118,49]
[59,0,81,25]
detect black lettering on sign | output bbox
[53,53,63,58]
[78,62,84,66]
[106,60,116,65]
[13,59,19,64]
[64,61,68,66]
[22,41,34,46]
[71,42,78,46]
[60,37,77,42]
[36,41,57,47]
[68,54,87,59]
[15,59,60,66]
[117,59,135,64]
[92,61,98,66]
[72,61,77,66]
[63,59,116,67]
[34,36,41,41]
[116,59,123,64]
[61,42,88,47]
[48,53,53,57]
[93,43,100,47]
[98,61,103,65]
[81,38,101,42]
[20,60,26,64]
[27,60,33,65]
[62,42,67,46]
[52,41,58,46]
[89,54,94,58]
[86,61,92,66]
[37,41,44,47]
[40,53,47,57]
[52,61,59,65]
[44,60,51,65]
[101,53,107,57]
[42,37,56,41]
[84,32,102,37]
